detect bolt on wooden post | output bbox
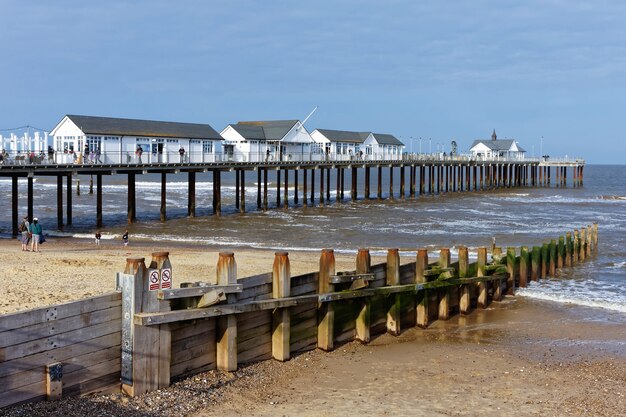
[355,248,371,343]
[318,249,335,351]
[216,252,237,371]
[272,251,291,362]
[415,248,429,327]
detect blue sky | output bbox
[1,0,624,163]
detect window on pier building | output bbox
[202,141,213,153]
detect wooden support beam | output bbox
[257,169,262,209]
[303,169,307,207]
[160,172,167,222]
[549,239,557,276]
[235,169,240,209]
[326,168,331,202]
[128,173,136,223]
[541,243,549,278]
[389,166,394,199]
[386,248,401,335]
[565,232,572,267]
[283,168,288,209]
[310,166,315,204]
[216,252,237,371]
[377,166,382,199]
[188,171,196,217]
[276,169,281,207]
[519,246,529,288]
[294,169,299,205]
[506,247,516,295]
[351,166,357,201]
[438,248,451,319]
[213,169,221,216]
[12,176,18,236]
[355,248,371,343]
[241,169,246,213]
[317,249,335,351]
[557,236,565,268]
[263,168,269,211]
[364,166,370,199]
[66,174,72,225]
[57,175,63,229]
[458,246,471,314]
[400,166,405,198]
[477,247,488,308]
[340,167,345,200]
[319,167,324,206]
[272,251,291,361]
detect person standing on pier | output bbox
[179,146,185,163]
[136,146,143,164]
[95,147,102,163]
[19,215,30,251]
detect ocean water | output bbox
[0,165,624,317]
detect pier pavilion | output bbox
[0,154,584,236]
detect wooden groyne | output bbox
[0,224,597,408]
[0,157,584,234]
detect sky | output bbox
[1,0,625,163]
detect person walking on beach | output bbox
[122,230,129,246]
[179,146,185,163]
[19,215,30,251]
[29,218,43,252]
[95,231,102,245]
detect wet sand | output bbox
[2,237,625,416]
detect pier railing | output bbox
[0,224,598,408]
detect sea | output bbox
[0,164,624,320]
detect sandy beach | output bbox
[2,237,625,416]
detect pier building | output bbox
[469,130,526,161]
[310,129,404,161]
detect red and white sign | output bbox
[161,268,172,289]
[149,270,160,291]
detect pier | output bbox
[0,156,584,234]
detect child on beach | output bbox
[95,231,102,245]
[122,230,129,246]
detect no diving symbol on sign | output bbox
[149,270,160,291]
[161,268,172,289]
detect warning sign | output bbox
[161,268,172,289]
[149,270,160,291]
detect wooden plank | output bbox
[238,340,272,364]
[291,281,319,296]
[171,344,216,377]
[0,319,121,363]
[171,319,216,343]
[237,311,272,332]
[0,380,45,409]
[63,357,120,388]
[0,292,121,332]
[238,272,273,289]
[0,305,122,349]
[238,321,272,344]
[172,337,216,367]
[158,284,242,300]
[63,371,120,397]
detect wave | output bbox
[517,283,626,313]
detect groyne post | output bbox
[415,248,429,327]
[565,232,572,267]
[272,251,291,362]
[586,225,592,257]
[557,236,565,268]
[317,249,335,351]
[216,252,237,371]
[573,230,579,264]
[540,243,549,278]
[386,248,401,335]
[519,246,529,288]
[458,246,471,314]
[579,228,586,261]
[438,248,451,320]
[492,247,503,300]
[355,248,371,342]
[531,246,540,281]
[506,247,516,295]
[477,247,488,308]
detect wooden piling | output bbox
[519,246,529,288]
[557,236,565,268]
[438,248,451,320]
[318,249,335,351]
[549,239,557,275]
[378,166,383,199]
[302,169,307,208]
[241,169,246,212]
[364,166,370,199]
[506,247,516,295]
[541,243,549,278]
[531,246,540,281]
[400,166,405,199]
[235,170,240,209]
[216,252,237,371]
[355,248,371,343]
[160,172,167,222]
[272,251,291,361]
[326,168,331,202]
[565,232,572,267]
[415,248,429,327]
[319,167,324,206]
[310,167,315,204]
[389,166,394,199]
[593,223,598,248]
[263,168,269,211]
[188,171,196,217]
[127,173,136,223]
[11,176,18,236]
[579,228,586,261]
[477,247,488,308]
[386,248,401,335]
[458,246,471,314]
[351,167,358,201]
[340,168,345,200]
[586,225,592,257]
[96,174,103,228]
[56,175,63,229]
[283,169,288,209]
[66,175,72,225]
[294,169,299,205]
[276,169,281,207]
[573,230,579,264]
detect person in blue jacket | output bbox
[29,217,43,252]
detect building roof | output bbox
[470,139,525,152]
[314,129,368,143]
[230,120,299,141]
[371,133,404,146]
[64,115,223,140]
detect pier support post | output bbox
[364,167,370,199]
[257,169,262,209]
[377,166,383,199]
[389,166,394,199]
[283,169,288,209]
[310,167,315,205]
[276,169,281,207]
[303,169,307,208]
[294,169,299,205]
[336,167,341,202]
[160,172,167,222]
[386,248,401,335]
[319,167,324,206]
[410,166,415,197]
[318,249,335,351]
[56,175,63,229]
[217,252,238,371]
[415,248,429,327]
[458,246,471,314]
[400,166,405,198]
[11,176,18,236]
[340,168,345,200]
[241,169,246,213]
[351,167,358,201]
[438,248,451,320]
[531,246,541,281]
[188,172,196,217]
[326,168,330,202]
[66,175,72,226]
[96,174,103,228]
[212,170,221,216]
[127,173,136,224]
[355,249,371,343]
[272,251,291,362]
[477,247,488,308]
[519,246,529,288]
[235,170,240,210]
[506,247,516,295]
[263,169,268,211]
